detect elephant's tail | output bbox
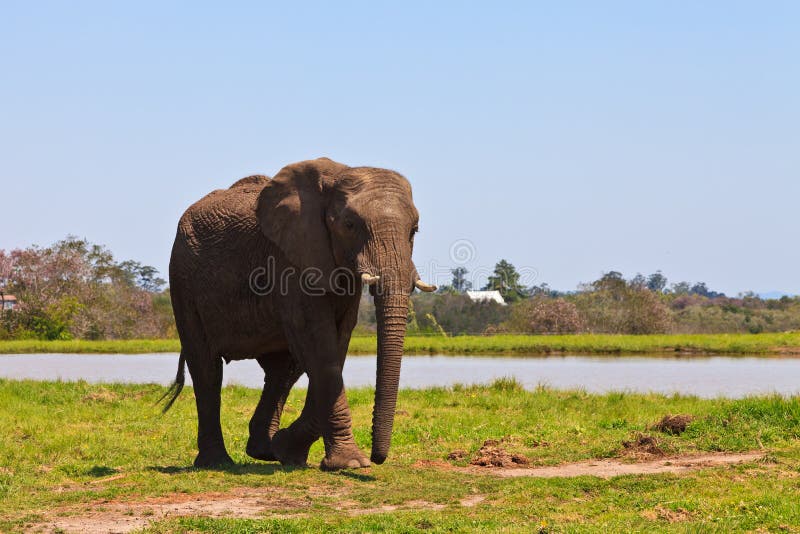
[158,351,186,413]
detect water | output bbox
[2,353,800,398]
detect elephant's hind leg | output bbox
[246,352,303,461]
[186,352,233,467]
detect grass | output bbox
[350,332,800,356]
[0,338,180,354]
[1,379,800,532]
[2,332,800,356]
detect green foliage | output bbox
[0,237,174,340]
[450,266,471,293]
[483,259,527,303]
[411,293,510,335]
[571,273,673,334]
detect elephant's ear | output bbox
[257,158,348,277]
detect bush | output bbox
[571,273,673,334]
[501,297,583,334]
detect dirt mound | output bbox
[621,434,664,458]
[469,439,529,468]
[651,414,694,435]
[447,449,467,461]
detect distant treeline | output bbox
[357,264,800,336]
[0,237,174,340]
[2,240,797,340]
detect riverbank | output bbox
[1,332,800,355]
[1,379,798,532]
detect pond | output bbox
[1,353,800,398]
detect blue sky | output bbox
[1,2,798,295]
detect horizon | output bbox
[2,2,798,296]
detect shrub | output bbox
[501,297,583,334]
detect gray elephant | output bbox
[164,157,435,470]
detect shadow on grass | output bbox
[87,465,119,477]
[336,470,377,482]
[148,462,308,475]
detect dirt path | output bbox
[460,451,764,478]
[33,486,448,534]
[35,487,310,534]
[31,451,763,533]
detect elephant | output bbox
[163,157,436,470]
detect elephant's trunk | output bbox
[370,288,408,464]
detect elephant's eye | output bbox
[410,225,419,240]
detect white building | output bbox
[0,295,17,311]
[466,290,506,305]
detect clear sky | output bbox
[1,2,798,295]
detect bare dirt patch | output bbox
[32,484,458,533]
[458,451,763,479]
[345,499,446,516]
[447,449,467,461]
[34,487,311,534]
[641,505,695,522]
[467,439,530,468]
[459,493,486,507]
[620,433,665,459]
[651,414,694,435]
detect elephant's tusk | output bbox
[415,279,437,292]
[361,273,381,285]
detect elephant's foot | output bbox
[271,428,314,467]
[320,444,371,471]
[246,434,277,462]
[193,449,234,468]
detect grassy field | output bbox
[1,379,799,532]
[2,332,800,356]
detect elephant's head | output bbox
[256,157,435,464]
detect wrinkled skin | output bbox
[167,158,429,470]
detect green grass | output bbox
[3,332,800,355]
[1,379,800,532]
[0,338,180,354]
[350,332,800,355]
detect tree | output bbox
[671,281,691,295]
[592,271,627,296]
[573,271,673,334]
[629,273,647,289]
[483,259,526,303]
[0,237,172,340]
[451,267,471,293]
[690,282,710,298]
[647,271,668,293]
[528,282,562,298]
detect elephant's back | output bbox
[176,181,264,249]
[170,179,273,297]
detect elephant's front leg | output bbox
[317,374,370,470]
[272,314,369,470]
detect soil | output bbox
[447,449,467,461]
[620,433,665,459]
[31,485,451,533]
[641,505,695,523]
[651,414,694,435]
[459,451,763,478]
[33,487,310,534]
[467,439,530,468]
